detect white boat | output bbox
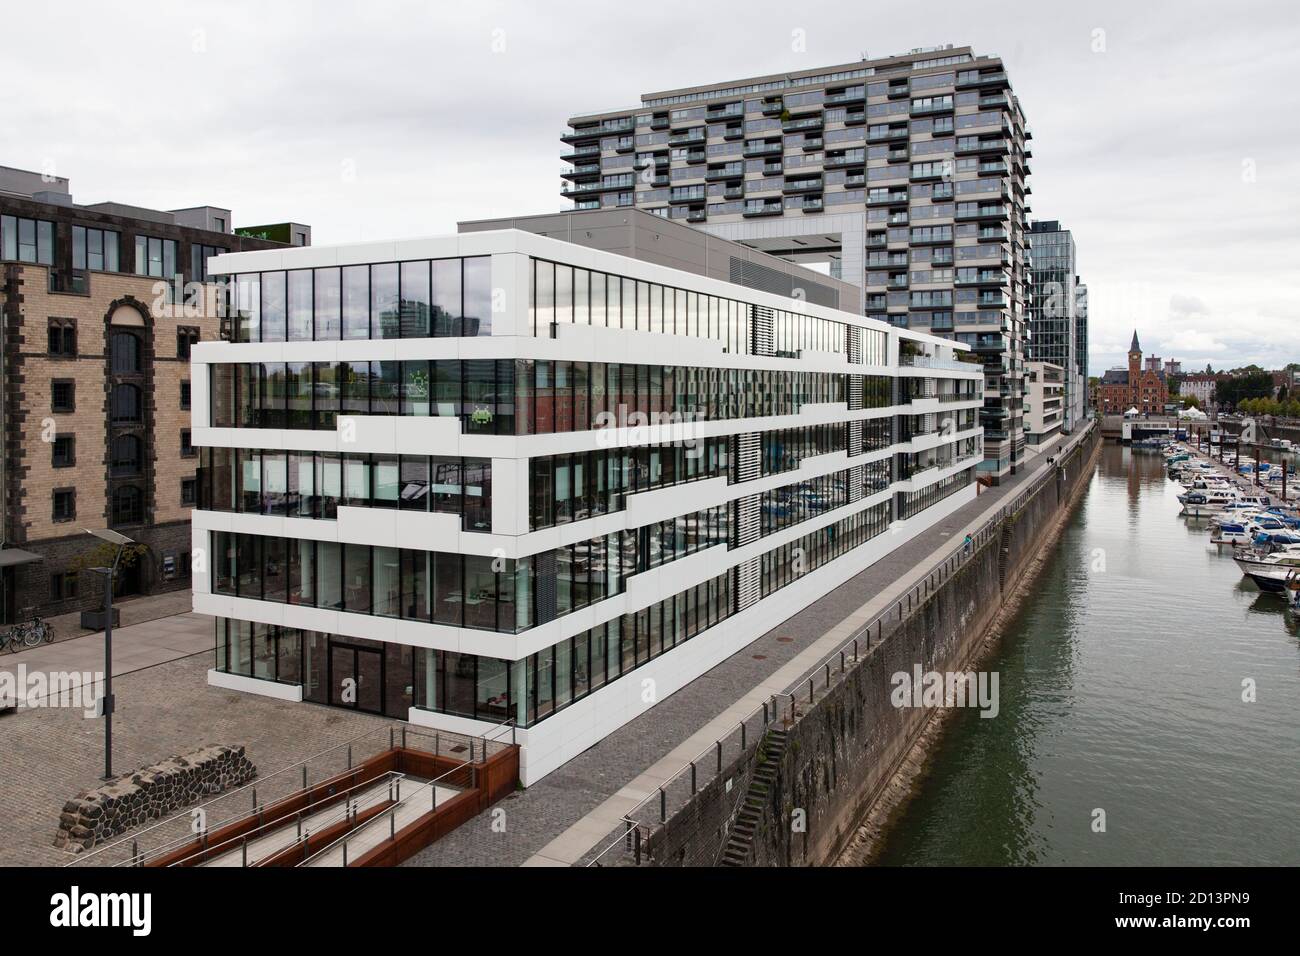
[1240,553,1300,592]
[1181,488,1240,516]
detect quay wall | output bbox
[644,426,1102,866]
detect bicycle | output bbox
[1,615,54,653]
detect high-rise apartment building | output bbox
[561,45,1031,480]
[0,164,301,624]
[190,210,984,783]
[1028,220,1087,434]
[1074,278,1089,409]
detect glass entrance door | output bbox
[328,641,385,714]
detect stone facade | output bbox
[54,744,256,852]
[2,267,218,619]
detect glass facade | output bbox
[228,257,492,343]
[209,359,851,436]
[214,495,894,728]
[198,448,491,531]
[530,257,889,364]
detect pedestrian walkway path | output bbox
[405,429,1094,868]
[1,604,210,705]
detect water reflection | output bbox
[873,444,1300,866]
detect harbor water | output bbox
[873,442,1300,866]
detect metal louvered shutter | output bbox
[751,305,774,357]
[733,557,762,612]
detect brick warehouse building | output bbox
[0,164,304,623]
[1097,330,1168,415]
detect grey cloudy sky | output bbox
[3,0,1296,375]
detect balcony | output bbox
[669,128,706,146]
[783,177,823,193]
[789,196,824,213]
[801,137,824,151]
[825,150,866,168]
[706,163,744,181]
[825,87,865,105]
[956,70,1009,89]
[743,200,783,217]
[723,125,745,140]
[956,137,1008,155]
[743,141,782,158]
[650,114,670,130]
[956,203,1009,221]
[844,111,866,126]
[560,164,600,180]
[867,126,908,142]
[783,115,824,133]
[885,146,910,162]
[560,144,600,162]
[761,98,784,116]
[886,83,910,98]
[868,191,909,205]
[560,126,602,143]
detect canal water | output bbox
[873,443,1300,866]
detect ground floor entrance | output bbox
[302,632,415,719]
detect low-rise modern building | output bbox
[190,210,985,783]
[1024,361,1064,448]
[561,45,1031,481]
[0,164,301,624]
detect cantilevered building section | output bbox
[1028,220,1086,435]
[561,45,1031,480]
[190,212,984,783]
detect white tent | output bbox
[1123,406,1140,418]
[1178,407,1208,420]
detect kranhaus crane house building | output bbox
[189,218,983,783]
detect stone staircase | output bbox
[719,729,788,867]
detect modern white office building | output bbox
[189,213,983,784]
[1024,360,1064,449]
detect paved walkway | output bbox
[405,429,1094,868]
[1,602,211,706]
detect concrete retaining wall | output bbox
[645,428,1101,866]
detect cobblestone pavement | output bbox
[0,652,391,867]
[35,589,196,646]
[405,437,1082,867]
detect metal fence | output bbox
[584,422,1097,865]
[64,721,513,868]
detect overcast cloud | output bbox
[3,0,1296,375]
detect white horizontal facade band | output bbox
[191,474,946,664]
[191,404,982,460]
[411,484,977,785]
[205,230,972,354]
[187,426,982,558]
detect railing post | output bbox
[390,811,395,840]
[302,765,307,790]
[824,663,831,687]
[741,721,747,748]
[241,837,247,868]
[252,787,257,811]
[660,787,667,823]
[808,678,814,704]
[763,700,769,724]
[716,740,723,773]
[347,745,352,770]
[634,825,642,865]
[840,650,845,673]
[402,726,407,749]
[853,638,858,661]
[690,761,697,794]
[343,841,348,867]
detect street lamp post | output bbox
[84,528,134,781]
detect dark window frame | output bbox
[47,319,77,357]
[51,379,75,413]
[52,487,76,523]
[52,434,75,468]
